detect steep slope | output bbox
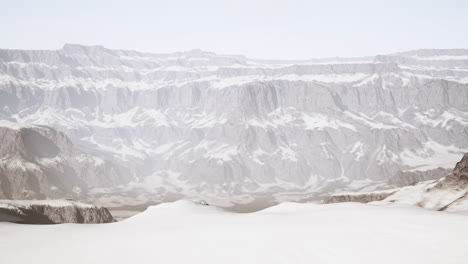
[0,120,126,199]
[379,153,468,212]
[387,167,450,187]
[324,154,468,213]
[0,45,467,198]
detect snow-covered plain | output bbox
[1,201,467,264]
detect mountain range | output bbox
[0,44,467,208]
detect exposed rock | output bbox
[381,154,468,211]
[0,199,115,224]
[323,190,397,204]
[1,45,468,198]
[387,168,450,187]
[0,121,128,199]
[324,154,468,211]
[452,153,468,180]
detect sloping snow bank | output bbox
[0,200,467,264]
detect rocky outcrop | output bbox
[324,154,468,211]
[0,121,127,199]
[452,153,468,179]
[0,200,115,224]
[427,154,468,209]
[323,190,397,204]
[345,154,468,212]
[387,168,450,187]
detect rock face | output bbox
[0,121,126,199]
[386,153,468,212]
[452,153,468,180]
[0,200,115,224]
[387,168,450,187]
[323,190,397,204]
[326,154,468,212]
[0,44,468,198]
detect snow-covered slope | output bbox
[377,153,468,212]
[1,44,468,199]
[0,200,467,264]
[324,154,468,213]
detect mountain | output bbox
[0,44,467,204]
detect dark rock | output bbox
[388,168,450,187]
[0,200,115,224]
[453,153,468,180]
[323,191,396,204]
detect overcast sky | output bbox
[1,0,467,59]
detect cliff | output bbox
[0,200,115,224]
[1,45,467,198]
[0,121,127,199]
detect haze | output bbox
[1,0,468,59]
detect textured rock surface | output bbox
[323,190,397,204]
[452,153,468,180]
[0,121,126,199]
[350,154,468,212]
[0,44,468,200]
[0,199,115,224]
[387,168,450,187]
[324,154,468,209]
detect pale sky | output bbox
[1,0,468,59]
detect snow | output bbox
[399,140,468,171]
[374,111,417,129]
[202,143,238,163]
[414,109,468,129]
[153,142,179,155]
[277,146,299,162]
[4,61,59,69]
[375,178,468,212]
[278,73,369,83]
[349,142,365,161]
[320,143,332,159]
[0,120,34,130]
[1,200,468,264]
[0,199,95,209]
[81,136,147,161]
[411,55,468,60]
[208,73,370,89]
[376,145,399,165]
[353,73,379,86]
[0,158,41,172]
[302,113,356,131]
[244,110,357,131]
[251,148,267,165]
[344,111,400,130]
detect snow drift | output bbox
[0,201,467,264]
